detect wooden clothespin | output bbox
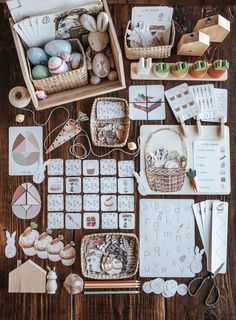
[179,115,188,137]
[196,114,202,136]
[137,57,152,75]
[220,116,226,139]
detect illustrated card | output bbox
[139,199,195,277]
[9,126,43,176]
[48,212,64,229]
[47,194,64,211]
[102,212,118,229]
[119,212,135,229]
[101,195,117,212]
[118,195,134,212]
[83,177,100,193]
[100,177,117,194]
[65,195,82,212]
[118,161,135,177]
[96,100,126,120]
[83,194,100,211]
[66,177,81,194]
[66,159,81,176]
[83,212,99,229]
[47,159,64,176]
[48,177,64,193]
[118,178,134,194]
[65,213,82,229]
[100,159,117,175]
[83,160,99,176]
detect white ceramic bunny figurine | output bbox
[190,246,205,274]
[5,230,17,258]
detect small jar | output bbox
[153,62,169,78]
[171,61,189,78]
[189,60,209,78]
[207,59,229,78]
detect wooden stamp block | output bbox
[193,14,230,43]
[177,31,210,56]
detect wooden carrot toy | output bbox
[187,168,199,192]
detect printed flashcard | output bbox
[118,195,134,212]
[165,83,200,121]
[96,100,126,120]
[100,177,117,194]
[48,177,64,193]
[118,178,134,194]
[47,212,64,229]
[47,194,64,211]
[140,199,195,277]
[65,195,82,212]
[102,212,118,229]
[83,194,100,211]
[65,159,81,176]
[101,195,117,212]
[129,85,166,120]
[211,89,228,123]
[65,213,82,229]
[100,159,117,175]
[47,159,64,176]
[9,126,43,176]
[118,161,135,177]
[83,212,100,229]
[83,177,100,193]
[189,84,219,121]
[193,140,229,193]
[83,160,99,176]
[119,213,135,229]
[66,177,81,194]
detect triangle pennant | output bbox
[46,119,81,154]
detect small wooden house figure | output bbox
[9,260,47,293]
[177,31,210,56]
[193,14,230,43]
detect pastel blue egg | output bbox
[32,65,51,80]
[44,40,72,57]
[27,47,49,66]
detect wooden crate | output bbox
[9,0,126,111]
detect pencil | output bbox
[84,290,140,295]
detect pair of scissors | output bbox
[188,263,224,307]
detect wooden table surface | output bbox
[0,2,236,320]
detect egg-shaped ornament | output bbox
[92,53,110,78]
[45,39,72,57]
[70,52,82,70]
[48,57,69,75]
[32,65,51,80]
[27,47,49,66]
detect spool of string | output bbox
[9,86,31,109]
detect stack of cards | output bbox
[192,200,228,274]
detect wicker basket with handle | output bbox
[81,233,139,280]
[145,128,187,193]
[124,20,176,60]
[29,38,88,95]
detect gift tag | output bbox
[118,196,134,212]
[100,159,117,175]
[65,159,81,176]
[83,194,100,211]
[101,195,117,212]
[101,177,117,194]
[48,212,64,229]
[102,212,118,229]
[47,194,64,211]
[118,178,134,194]
[65,195,82,212]
[118,161,135,177]
[83,212,100,229]
[83,160,99,176]
[66,177,81,194]
[47,159,64,176]
[48,177,64,193]
[65,213,82,229]
[119,213,135,229]
[83,177,100,193]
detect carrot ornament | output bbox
[187,168,199,192]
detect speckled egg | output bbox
[44,39,72,57]
[48,57,69,75]
[70,52,82,70]
[92,53,110,78]
[27,47,49,66]
[32,65,51,80]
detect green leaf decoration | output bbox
[186,168,197,179]
[77,111,89,123]
[58,234,64,241]
[46,228,52,235]
[30,222,38,229]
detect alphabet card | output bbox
[129,85,166,120]
[139,199,195,278]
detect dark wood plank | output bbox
[0,2,236,320]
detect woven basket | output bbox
[145,128,187,193]
[90,97,130,148]
[81,233,139,280]
[29,39,88,95]
[124,20,175,60]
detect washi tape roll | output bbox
[9,86,31,108]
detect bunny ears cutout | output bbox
[80,12,109,33]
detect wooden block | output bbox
[9,260,47,293]
[193,14,230,43]
[177,31,210,56]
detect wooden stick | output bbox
[179,115,188,137]
[84,280,140,284]
[84,285,141,289]
[84,290,140,295]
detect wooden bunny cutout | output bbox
[5,230,17,258]
[190,246,205,274]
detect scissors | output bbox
[188,263,224,307]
